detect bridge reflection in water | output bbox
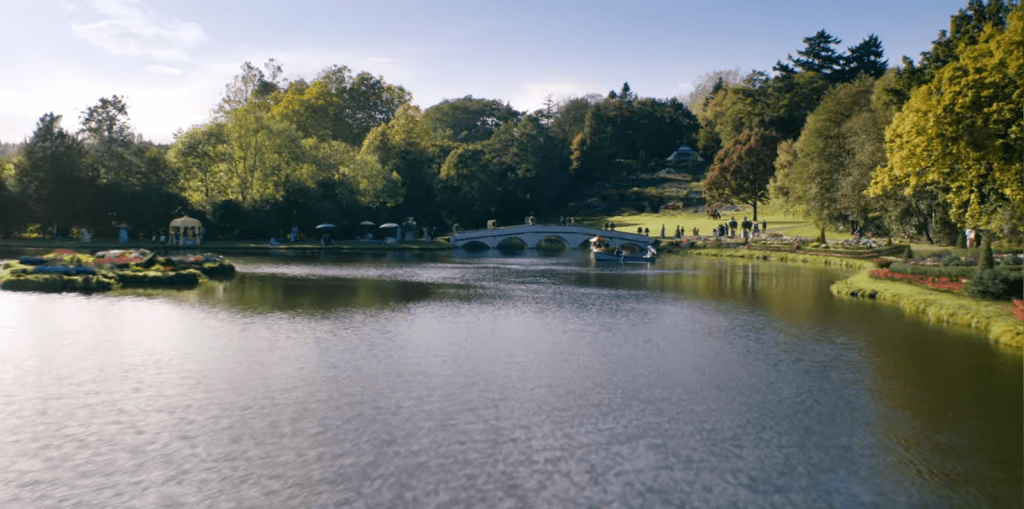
[449,224,655,250]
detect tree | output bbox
[702,130,780,220]
[838,34,888,81]
[168,122,232,211]
[361,104,439,220]
[682,69,744,116]
[774,30,843,80]
[869,7,1023,239]
[79,95,141,186]
[15,113,94,230]
[423,96,522,144]
[892,0,1015,105]
[437,115,567,225]
[698,71,829,153]
[215,59,286,118]
[547,94,602,151]
[571,87,699,182]
[771,76,891,228]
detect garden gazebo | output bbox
[168,215,202,246]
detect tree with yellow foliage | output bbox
[868,6,1022,239]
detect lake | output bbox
[0,249,1020,508]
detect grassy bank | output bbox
[670,246,878,270]
[666,245,1021,351]
[831,270,1023,351]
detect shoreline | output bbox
[3,239,1020,352]
[831,270,1023,351]
[0,239,455,253]
[663,246,1022,352]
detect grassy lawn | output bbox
[581,201,855,241]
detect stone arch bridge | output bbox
[449,224,655,250]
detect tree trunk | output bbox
[752,201,758,222]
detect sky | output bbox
[1,0,971,145]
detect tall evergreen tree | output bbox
[16,113,94,229]
[774,30,843,80]
[839,34,888,81]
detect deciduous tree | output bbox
[869,7,1023,239]
[703,129,780,221]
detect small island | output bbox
[0,248,235,293]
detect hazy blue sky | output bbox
[2,0,970,144]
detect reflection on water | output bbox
[0,249,1019,508]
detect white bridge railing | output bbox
[448,224,654,249]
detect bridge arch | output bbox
[496,237,529,250]
[449,225,654,250]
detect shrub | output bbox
[979,240,995,269]
[955,231,967,248]
[941,255,968,266]
[1001,254,1023,266]
[964,269,1012,300]
[902,245,914,259]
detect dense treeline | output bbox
[1,0,1019,244]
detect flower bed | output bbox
[1,249,235,293]
[870,268,965,292]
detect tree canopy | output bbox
[869,6,1023,238]
[703,129,780,221]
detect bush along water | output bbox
[0,249,236,293]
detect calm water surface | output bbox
[0,249,1020,508]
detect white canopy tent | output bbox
[168,215,202,246]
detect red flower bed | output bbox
[1012,300,1024,322]
[870,268,965,292]
[93,256,143,265]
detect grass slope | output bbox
[588,202,854,240]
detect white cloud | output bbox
[72,0,207,61]
[144,65,184,77]
[57,1,81,14]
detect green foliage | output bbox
[888,262,1021,278]
[702,130,780,220]
[360,104,438,218]
[438,115,566,225]
[979,240,995,269]
[892,0,1015,104]
[424,96,522,144]
[774,31,889,84]
[870,7,1023,239]
[771,75,891,228]
[775,30,844,78]
[571,87,699,183]
[16,113,94,228]
[964,269,1013,299]
[272,65,411,146]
